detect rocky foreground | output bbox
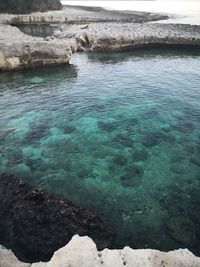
[0,5,200,70]
[0,174,113,263]
[1,235,200,267]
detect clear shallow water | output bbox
[1,49,200,253]
[18,25,57,37]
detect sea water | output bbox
[0,48,200,254]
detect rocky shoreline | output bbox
[1,4,200,266]
[0,5,199,70]
[1,235,200,267]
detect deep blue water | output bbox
[0,48,200,254]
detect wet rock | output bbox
[132,149,149,162]
[0,173,113,263]
[120,165,144,187]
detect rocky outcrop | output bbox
[0,24,76,70]
[0,6,199,70]
[1,235,200,267]
[9,6,168,26]
[0,0,62,14]
[0,174,113,263]
[54,23,200,51]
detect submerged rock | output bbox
[142,131,175,148]
[112,154,128,166]
[30,77,44,84]
[98,120,117,132]
[0,173,113,263]
[167,216,196,246]
[120,165,144,187]
[132,149,149,162]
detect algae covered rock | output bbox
[0,173,113,263]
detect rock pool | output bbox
[0,48,200,254]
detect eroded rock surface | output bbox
[0,174,113,263]
[0,24,76,70]
[0,5,199,70]
[54,23,200,51]
[1,235,200,267]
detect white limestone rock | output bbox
[1,235,200,267]
[0,246,30,267]
[32,235,200,267]
[0,24,76,70]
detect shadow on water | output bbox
[86,46,200,64]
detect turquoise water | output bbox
[0,48,200,254]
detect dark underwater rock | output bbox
[63,125,76,134]
[142,131,175,148]
[0,173,113,263]
[132,149,149,162]
[190,155,200,167]
[112,133,133,147]
[174,120,194,133]
[23,123,49,144]
[98,120,118,132]
[112,154,127,166]
[167,216,196,246]
[6,149,23,166]
[120,165,144,187]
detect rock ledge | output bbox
[1,235,200,267]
